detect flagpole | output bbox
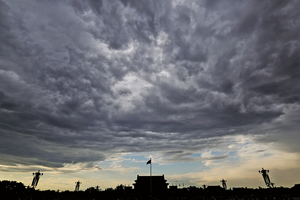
[150,158,152,195]
[150,159,152,176]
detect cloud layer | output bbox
[0,0,300,174]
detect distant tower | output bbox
[75,180,82,191]
[31,170,43,188]
[259,168,274,188]
[220,179,227,190]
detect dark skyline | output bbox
[0,0,300,190]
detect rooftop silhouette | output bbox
[133,175,169,195]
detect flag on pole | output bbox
[146,159,151,165]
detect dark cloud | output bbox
[253,107,300,153]
[0,0,299,169]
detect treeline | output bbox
[0,180,300,200]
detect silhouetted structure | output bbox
[124,185,132,190]
[146,158,152,193]
[221,179,227,189]
[259,168,274,188]
[169,185,178,190]
[133,175,168,195]
[1,179,300,199]
[206,185,224,192]
[31,170,43,188]
[75,180,82,191]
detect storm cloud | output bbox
[0,0,299,170]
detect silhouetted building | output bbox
[133,175,169,195]
[206,185,225,194]
[169,185,178,190]
[125,186,132,190]
[291,184,300,196]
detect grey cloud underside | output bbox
[0,0,299,168]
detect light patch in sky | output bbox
[113,72,153,111]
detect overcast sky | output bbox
[0,0,300,190]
